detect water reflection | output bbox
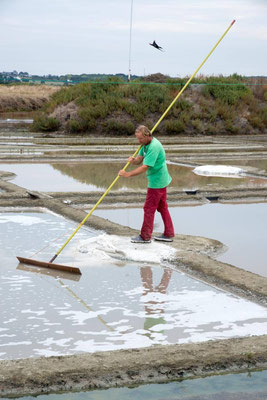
[0,111,38,121]
[17,262,81,282]
[0,162,266,192]
[141,267,172,337]
[53,162,267,190]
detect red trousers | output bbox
[141,187,174,240]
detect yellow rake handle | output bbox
[50,19,236,262]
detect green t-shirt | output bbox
[139,137,172,188]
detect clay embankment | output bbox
[1,335,267,398]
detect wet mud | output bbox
[0,131,267,397]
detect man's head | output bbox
[135,125,152,145]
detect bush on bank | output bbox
[32,75,267,135]
[31,115,60,132]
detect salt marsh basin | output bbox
[0,130,267,397]
[1,210,267,360]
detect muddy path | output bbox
[0,128,267,397]
[1,335,267,398]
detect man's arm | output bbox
[119,164,148,178]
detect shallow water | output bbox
[212,158,267,174]
[0,161,266,192]
[1,210,267,360]
[93,202,267,278]
[0,111,36,126]
[19,369,267,400]
[0,163,107,191]
[0,118,33,124]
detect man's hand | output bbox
[128,156,135,164]
[128,155,143,165]
[119,164,148,178]
[119,170,130,177]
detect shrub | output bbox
[191,119,204,133]
[122,102,146,121]
[241,91,255,106]
[260,106,267,128]
[79,103,109,120]
[167,80,184,92]
[31,115,60,132]
[164,120,185,134]
[75,95,91,107]
[104,119,135,135]
[177,99,192,111]
[208,110,218,122]
[225,119,239,134]
[215,101,234,121]
[66,118,91,133]
[203,84,251,105]
[136,85,170,113]
[247,115,264,130]
[122,83,142,98]
[89,84,106,100]
[142,118,154,131]
[180,110,192,124]
[103,95,125,111]
[206,123,216,134]
[77,110,97,130]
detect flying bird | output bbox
[149,40,164,51]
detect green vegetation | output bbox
[30,74,267,135]
[31,116,60,132]
[203,83,250,105]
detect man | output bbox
[119,125,175,243]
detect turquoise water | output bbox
[19,369,267,399]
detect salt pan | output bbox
[193,165,245,178]
[70,233,177,266]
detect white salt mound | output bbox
[193,165,245,177]
[70,233,176,266]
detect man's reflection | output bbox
[140,266,173,337]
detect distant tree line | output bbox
[0,71,140,84]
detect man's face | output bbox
[135,130,149,145]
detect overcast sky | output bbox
[0,0,266,77]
